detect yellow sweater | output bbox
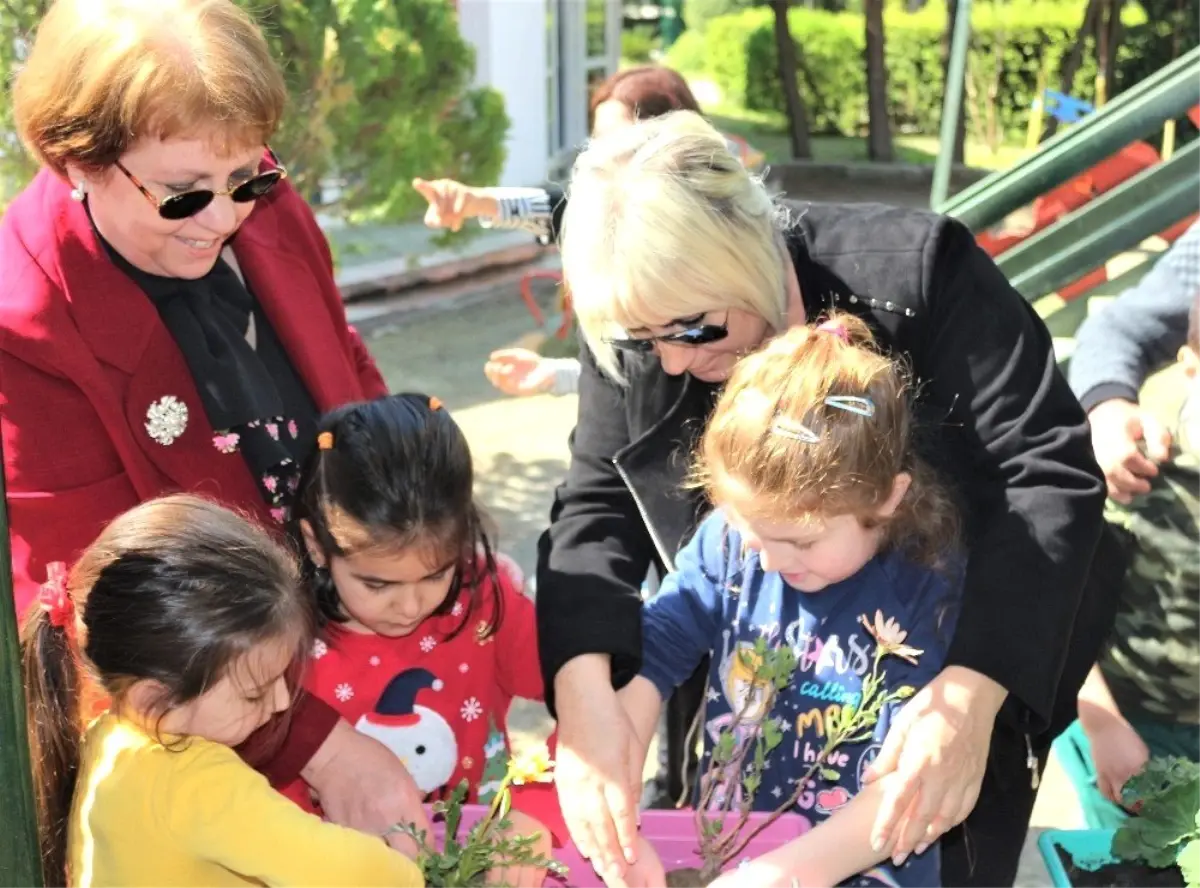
[68,714,425,887]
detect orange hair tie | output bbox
[429,397,443,411]
[317,431,335,450]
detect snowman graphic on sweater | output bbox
[356,667,458,794]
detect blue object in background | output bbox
[1044,90,1096,124]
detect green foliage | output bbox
[683,0,762,34]
[669,0,1196,144]
[0,0,508,221]
[249,0,508,222]
[0,0,50,211]
[1112,756,1200,884]
[663,28,709,75]
[401,770,565,887]
[622,25,660,63]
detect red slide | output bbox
[977,104,1200,300]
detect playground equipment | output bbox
[934,40,1200,307]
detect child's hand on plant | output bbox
[604,834,665,888]
[1079,705,1151,805]
[486,809,553,887]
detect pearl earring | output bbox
[70,183,87,202]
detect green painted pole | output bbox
[0,431,43,886]
[943,48,1200,231]
[931,0,972,210]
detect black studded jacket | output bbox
[535,200,1115,744]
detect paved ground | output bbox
[351,260,1121,885]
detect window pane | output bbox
[586,0,606,57]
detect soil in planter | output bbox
[665,867,712,887]
[1055,847,1184,887]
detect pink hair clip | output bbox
[38,561,74,629]
[816,319,850,342]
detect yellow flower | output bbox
[509,746,554,786]
[859,610,923,665]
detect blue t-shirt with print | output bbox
[640,510,962,888]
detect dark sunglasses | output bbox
[608,319,730,353]
[115,146,288,221]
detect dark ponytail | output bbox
[21,602,82,887]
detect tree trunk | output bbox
[1044,0,1101,139]
[770,0,813,159]
[864,0,894,161]
[1097,0,1123,106]
[940,0,967,163]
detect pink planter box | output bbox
[427,804,810,887]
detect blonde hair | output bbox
[695,313,959,570]
[561,110,788,383]
[13,0,286,177]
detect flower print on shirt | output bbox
[213,432,240,454]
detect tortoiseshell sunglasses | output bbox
[115,146,288,221]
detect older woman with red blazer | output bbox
[1,0,429,851]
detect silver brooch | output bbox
[145,396,189,446]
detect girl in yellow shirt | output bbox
[21,494,425,888]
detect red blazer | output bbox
[0,169,388,620]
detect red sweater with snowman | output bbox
[279,558,565,842]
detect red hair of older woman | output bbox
[588,65,702,128]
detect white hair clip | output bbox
[769,417,820,443]
[824,396,875,418]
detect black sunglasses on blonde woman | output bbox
[607,316,730,353]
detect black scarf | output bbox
[103,239,317,517]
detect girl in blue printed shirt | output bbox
[616,315,963,888]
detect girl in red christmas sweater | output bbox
[279,393,563,887]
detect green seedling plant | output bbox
[690,611,921,885]
[1112,756,1200,887]
[393,748,565,887]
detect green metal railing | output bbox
[933,46,1200,229]
[930,0,973,209]
[997,138,1200,298]
[0,440,42,886]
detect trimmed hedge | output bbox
[670,1,1196,143]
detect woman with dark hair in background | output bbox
[412,66,705,245]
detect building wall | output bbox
[457,0,550,187]
[458,0,621,188]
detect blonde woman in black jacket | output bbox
[538,111,1117,887]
